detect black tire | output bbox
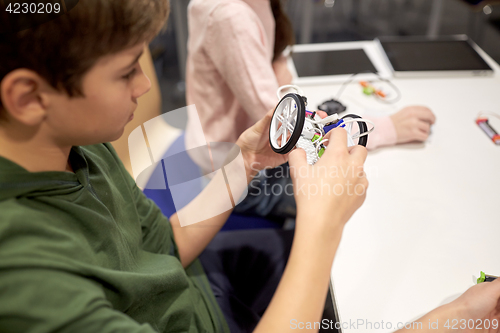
[269,93,306,154]
[341,114,368,147]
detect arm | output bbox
[396,278,500,333]
[251,130,499,333]
[170,109,289,267]
[365,106,436,150]
[172,121,369,330]
[272,54,293,87]
[254,129,369,332]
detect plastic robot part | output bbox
[477,271,498,284]
[269,93,305,154]
[296,137,321,165]
[476,117,500,145]
[360,81,387,98]
[270,85,374,165]
[277,85,305,100]
[317,99,347,116]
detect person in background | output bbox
[185,0,436,220]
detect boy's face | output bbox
[46,43,151,146]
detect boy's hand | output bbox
[449,278,500,332]
[236,109,289,180]
[398,278,500,333]
[289,128,368,235]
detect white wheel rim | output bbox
[342,118,358,147]
[270,96,299,150]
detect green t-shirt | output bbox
[0,143,229,333]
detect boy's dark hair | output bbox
[0,0,170,117]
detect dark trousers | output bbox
[233,164,296,221]
[199,229,337,333]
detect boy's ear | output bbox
[0,69,51,126]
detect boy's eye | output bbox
[122,68,137,80]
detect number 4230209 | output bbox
[6,2,61,14]
[443,319,498,330]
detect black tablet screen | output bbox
[380,40,492,72]
[292,49,378,77]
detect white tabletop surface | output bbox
[297,42,500,333]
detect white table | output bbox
[298,45,500,333]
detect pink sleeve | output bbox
[364,116,397,150]
[204,3,279,122]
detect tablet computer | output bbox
[376,35,493,77]
[292,49,376,77]
[287,41,392,85]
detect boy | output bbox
[0,1,499,332]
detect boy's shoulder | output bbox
[0,197,93,271]
[0,142,129,268]
[0,142,129,232]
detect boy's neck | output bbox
[0,124,73,173]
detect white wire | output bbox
[305,117,375,142]
[315,139,329,155]
[299,118,376,163]
[340,118,376,139]
[304,114,339,125]
[277,85,305,100]
[478,111,500,120]
[311,132,323,144]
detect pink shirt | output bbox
[185,0,396,159]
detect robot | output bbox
[269,85,374,165]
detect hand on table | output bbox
[391,106,436,144]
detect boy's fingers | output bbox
[349,145,368,164]
[321,128,348,158]
[316,110,328,119]
[288,148,308,170]
[263,108,275,125]
[322,130,333,143]
[254,109,275,133]
[266,108,275,118]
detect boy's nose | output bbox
[133,72,152,98]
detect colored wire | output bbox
[335,71,401,104]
